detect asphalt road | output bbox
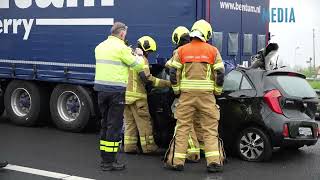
[0,118,319,180]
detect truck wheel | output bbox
[0,89,4,116]
[236,127,272,162]
[50,85,91,132]
[4,80,49,126]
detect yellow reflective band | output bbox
[124,140,137,145]
[187,148,200,153]
[95,80,127,87]
[148,136,155,144]
[214,86,223,93]
[126,91,147,99]
[206,64,212,80]
[140,136,147,145]
[174,153,186,159]
[96,59,126,67]
[188,134,195,149]
[100,140,120,147]
[171,61,182,69]
[100,146,119,152]
[124,136,138,140]
[205,151,220,157]
[213,62,224,70]
[155,78,160,87]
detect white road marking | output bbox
[36,18,114,26]
[3,164,95,180]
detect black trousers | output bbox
[98,91,125,163]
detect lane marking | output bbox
[4,164,95,180]
[36,18,114,26]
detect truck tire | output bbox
[0,89,4,116]
[50,85,91,132]
[4,80,49,126]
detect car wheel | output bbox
[50,85,91,132]
[4,80,49,126]
[236,127,272,162]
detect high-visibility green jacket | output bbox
[125,56,171,104]
[94,36,144,92]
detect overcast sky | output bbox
[270,0,320,68]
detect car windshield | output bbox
[275,76,317,98]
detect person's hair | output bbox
[110,22,128,36]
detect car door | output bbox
[217,70,257,146]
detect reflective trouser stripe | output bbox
[205,151,220,157]
[100,140,120,147]
[187,148,200,153]
[140,136,155,146]
[100,146,119,152]
[124,136,138,145]
[140,137,146,146]
[174,153,186,159]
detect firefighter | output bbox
[163,19,225,172]
[0,160,8,168]
[124,36,171,154]
[166,26,201,163]
[94,22,145,171]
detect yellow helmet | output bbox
[190,19,213,42]
[172,26,190,45]
[137,36,157,52]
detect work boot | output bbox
[207,163,223,173]
[0,161,8,168]
[163,163,184,171]
[101,161,126,171]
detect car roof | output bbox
[233,67,306,96]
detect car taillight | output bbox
[264,89,283,114]
[318,128,320,138]
[283,124,289,137]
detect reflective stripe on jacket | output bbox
[125,56,171,104]
[169,39,225,94]
[94,36,144,92]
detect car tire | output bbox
[4,80,49,126]
[50,84,91,132]
[236,127,272,162]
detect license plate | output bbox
[298,127,313,137]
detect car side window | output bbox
[223,70,253,91]
[223,70,242,91]
[240,76,253,90]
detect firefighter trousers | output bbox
[123,99,158,153]
[98,91,125,163]
[164,92,224,167]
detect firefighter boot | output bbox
[101,161,126,171]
